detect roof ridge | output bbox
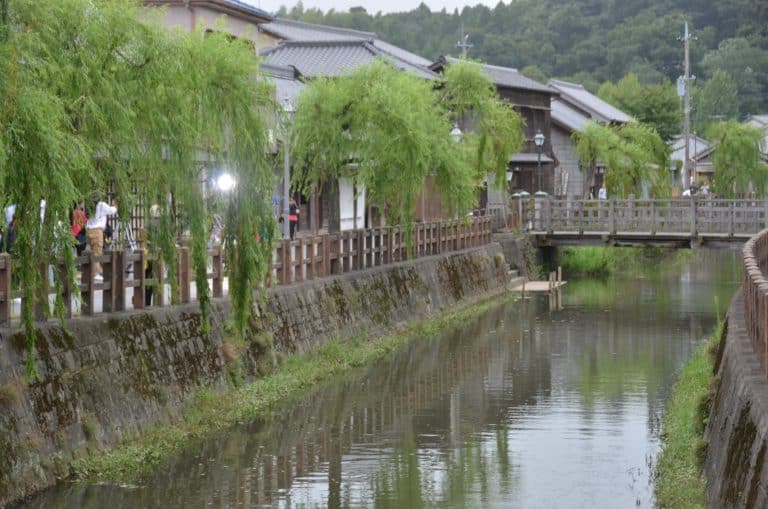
[549,78,585,90]
[271,17,378,38]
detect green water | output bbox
[26,250,741,508]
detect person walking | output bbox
[71,201,88,257]
[85,196,117,281]
[598,183,607,200]
[288,198,300,240]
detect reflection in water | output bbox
[26,251,741,509]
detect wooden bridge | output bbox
[520,197,768,248]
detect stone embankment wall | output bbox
[704,291,768,508]
[0,244,508,507]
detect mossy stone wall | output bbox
[0,244,507,506]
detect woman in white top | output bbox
[85,199,118,278]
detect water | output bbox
[26,250,741,509]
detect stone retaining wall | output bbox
[0,244,507,507]
[704,290,768,508]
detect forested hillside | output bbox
[278,0,768,120]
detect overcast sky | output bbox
[245,0,496,15]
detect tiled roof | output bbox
[435,57,554,94]
[260,40,437,80]
[221,0,271,18]
[551,99,589,133]
[745,114,768,127]
[260,18,433,68]
[260,63,304,106]
[669,134,711,162]
[147,1,272,21]
[509,152,554,163]
[548,79,633,124]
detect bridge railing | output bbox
[521,196,768,236]
[0,215,493,325]
[742,230,768,377]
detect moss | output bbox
[82,413,99,443]
[493,252,505,270]
[0,384,20,406]
[723,402,758,506]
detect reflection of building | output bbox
[548,79,633,198]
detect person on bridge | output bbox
[598,183,607,200]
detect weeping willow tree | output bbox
[438,59,524,190]
[573,121,670,198]
[0,0,276,376]
[707,121,768,198]
[289,59,477,252]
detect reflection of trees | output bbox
[28,251,740,508]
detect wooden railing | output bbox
[521,197,768,240]
[741,230,768,377]
[0,216,493,325]
[271,216,493,285]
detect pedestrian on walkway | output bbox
[71,201,88,257]
[85,196,118,280]
[289,198,300,240]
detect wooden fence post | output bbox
[34,263,50,322]
[113,250,125,312]
[212,248,223,298]
[690,198,698,239]
[0,254,11,324]
[156,258,166,306]
[322,234,331,276]
[178,246,190,304]
[103,251,117,313]
[132,250,146,310]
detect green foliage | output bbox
[573,121,670,198]
[693,70,739,132]
[439,60,524,190]
[0,0,276,375]
[707,121,768,197]
[283,0,768,118]
[290,60,477,252]
[560,246,616,277]
[654,323,723,508]
[701,38,768,116]
[598,74,680,141]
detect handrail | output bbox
[518,196,768,238]
[742,229,768,377]
[0,215,494,325]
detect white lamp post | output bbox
[534,129,546,195]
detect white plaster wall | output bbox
[339,178,365,231]
[149,5,274,50]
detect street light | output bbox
[450,124,463,143]
[534,129,545,196]
[281,98,295,240]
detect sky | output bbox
[244,0,497,15]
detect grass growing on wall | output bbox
[71,294,510,483]
[654,321,723,508]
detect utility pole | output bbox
[678,21,696,191]
[457,24,472,59]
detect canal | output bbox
[26,250,741,508]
